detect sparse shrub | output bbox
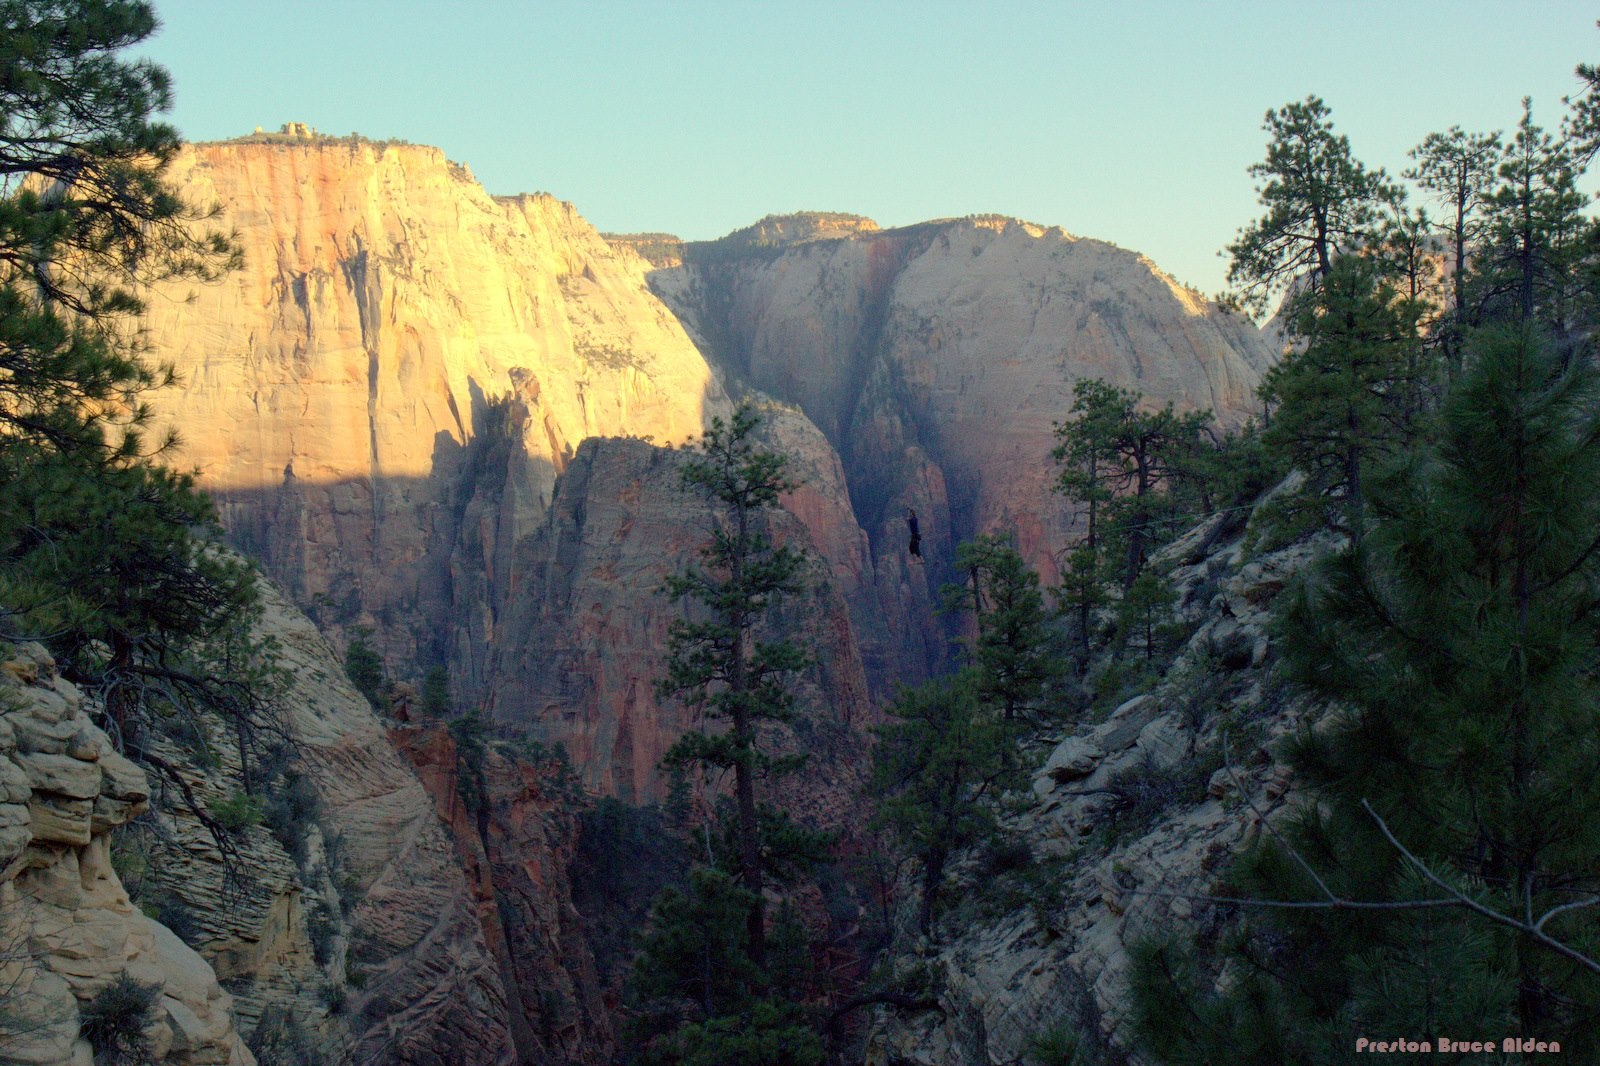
[1095,755,1212,848]
[306,900,338,968]
[1028,1022,1100,1066]
[343,627,386,709]
[247,1004,330,1066]
[419,664,451,719]
[983,838,1035,878]
[1173,651,1229,729]
[139,889,200,946]
[264,772,320,866]
[80,973,160,1066]
[210,791,264,834]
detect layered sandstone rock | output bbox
[0,643,253,1066]
[245,583,519,1066]
[140,140,729,676]
[653,213,1275,585]
[127,578,522,1066]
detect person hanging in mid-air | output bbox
[906,507,922,560]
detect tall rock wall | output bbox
[139,140,729,684]
[652,214,1276,587]
[487,424,877,806]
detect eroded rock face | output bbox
[125,579,521,1066]
[248,582,519,1066]
[140,140,728,676]
[654,214,1276,586]
[0,643,253,1066]
[389,725,612,1066]
[869,504,1329,1066]
[487,430,877,805]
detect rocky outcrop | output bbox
[869,504,1326,1065]
[0,642,253,1066]
[487,425,877,806]
[389,725,611,1066]
[653,214,1276,588]
[129,579,521,1066]
[140,140,729,681]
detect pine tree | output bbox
[871,672,1022,938]
[1134,323,1600,1063]
[1225,95,1396,317]
[1405,126,1503,322]
[631,405,831,1064]
[1476,99,1589,329]
[656,403,809,968]
[1053,378,1209,586]
[944,533,1066,732]
[1256,255,1432,538]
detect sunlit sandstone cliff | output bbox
[139,142,920,807]
[140,143,1273,808]
[140,139,729,678]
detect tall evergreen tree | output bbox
[1256,255,1431,538]
[944,533,1065,732]
[656,404,809,968]
[871,672,1022,939]
[1405,126,1503,322]
[1134,324,1600,1063]
[1476,100,1589,329]
[1225,95,1396,317]
[633,405,830,1064]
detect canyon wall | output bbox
[140,140,727,690]
[140,147,1273,807]
[649,214,1275,587]
[486,418,879,806]
[139,143,921,801]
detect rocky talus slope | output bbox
[0,643,253,1066]
[868,507,1326,1065]
[652,214,1275,593]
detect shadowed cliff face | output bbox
[651,215,1276,585]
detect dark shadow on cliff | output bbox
[209,383,555,705]
[645,222,969,693]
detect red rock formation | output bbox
[389,725,612,1066]
[486,432,876,807]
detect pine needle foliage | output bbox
[1133,324,1600,1062]
[656,403,810,967]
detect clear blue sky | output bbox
[139,1,1598,297]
